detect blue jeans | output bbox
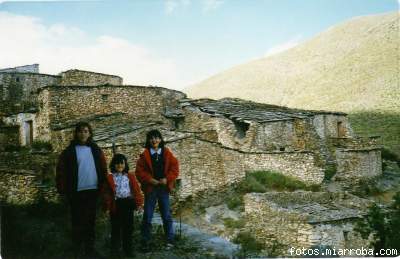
[141,187,174,242]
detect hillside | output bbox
[186,12,400,154]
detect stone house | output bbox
[244,191,373,256]
[0,64,382,203]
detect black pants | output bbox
[110,198,135,253]
[69,189,98,255]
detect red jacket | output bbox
[104,172,144,214]
[135,147,179,194]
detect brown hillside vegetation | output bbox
[186,12,400,154]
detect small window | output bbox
[279,147,285,151]
[234,120,250,139]
[343,231,349,241]
[337,121,346,138]
[101,94,109,101]
[15,77,20,83]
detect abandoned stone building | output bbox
[244,191,373,255]
[0,64,382,253]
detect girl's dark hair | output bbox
[145,129,165,149]
[73,121,94,144]
[110,153,129,174]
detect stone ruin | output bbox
[0,64,383,252]
[244,191,373,255]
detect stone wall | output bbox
[0,64,39,73]
[0,72,60,104]
[244,192,371,256]
[312,114,354,140]
[0,170,58,204]
[335,148,382,182]
[2,113,37,146]
[40,85,185,124]
[0,151,59,204]
[59,70,123,86]
[0,170,40,204]
[182,106,322,154]
[172,137,324,198]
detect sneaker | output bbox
[165,242,175,250]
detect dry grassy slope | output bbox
[186,12,400,154]
[186,12,399,113]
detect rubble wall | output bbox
[312,114,354,139]
[0,73,60,103]
[41,85,185,124]
[0,171,38,204]
[335,149,382,182]
[2,113,37,146]
[60,70,123,86]
[244,193,370,256]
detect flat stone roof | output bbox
[185,98,346,123]
[247,191,371,224]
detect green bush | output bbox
[355,191,400,251]
[324,164,337,181]
[4,144,29,152]
[238,171,318,193]
[32,140,53,151]
[382,148,400,167]
[223,218,245,229]
[227,196,244,210]
[233,231,264,255]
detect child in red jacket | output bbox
[104,153,144,257]
[135,129,179,249]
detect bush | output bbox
[233,231,264,255]
[238,171,318,193]
[355,191,400,251]
[223,218,245,229]
[382,148,400,166]
[324,164,337,181]
[227,196,243,210]
[4,144,29,152]
[32,140,53,151]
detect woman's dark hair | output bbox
[145,129,165,149]
[109,153,129,174]
[73,121,94,144]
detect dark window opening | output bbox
[15,77,20,83]
[279,147,285,151]
[173,117,185,130]
[343,231,349,241]
[234,120,250,139]
[101,94,109,101]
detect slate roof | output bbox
[184,98,346,123]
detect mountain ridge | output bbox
[185,11,399,114]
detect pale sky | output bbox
[0,0,398,90]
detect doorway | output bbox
[24,121,33,146]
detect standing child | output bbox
[135,129,179,249]
[104,154,144,257]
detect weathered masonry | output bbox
[0,64,382,203]
[244,191,373,256]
